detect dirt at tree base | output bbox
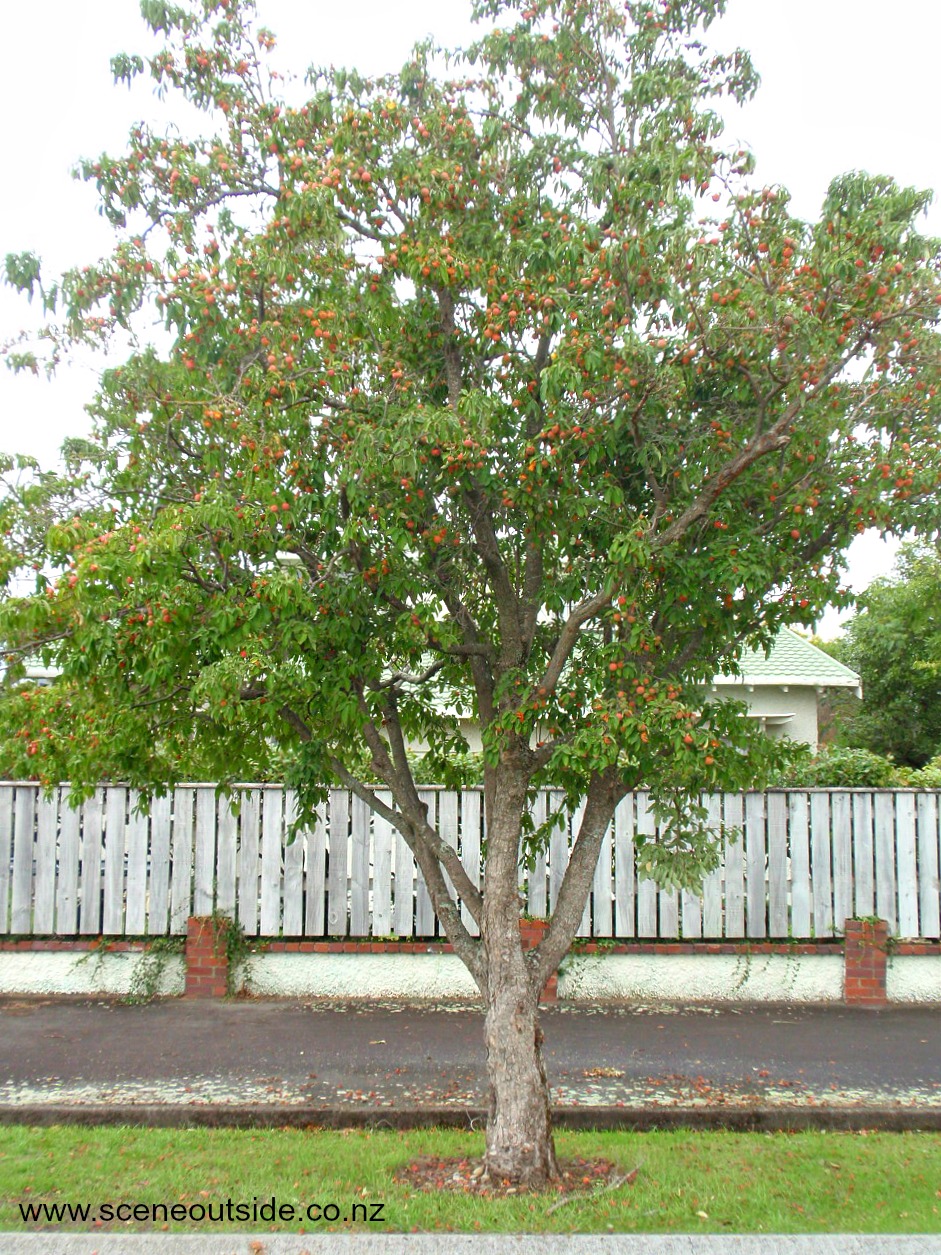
[395,1155,630,1197]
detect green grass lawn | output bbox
[1,1126,939,1234]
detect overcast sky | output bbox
[2,0,939,635]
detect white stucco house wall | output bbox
[708,627,860,749]
[451,628,860,754]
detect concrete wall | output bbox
[0,947,937,1003]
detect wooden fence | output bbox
[1,784,940,940]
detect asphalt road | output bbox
[1,997,939,1124]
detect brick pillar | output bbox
[520,918,558,1003]
[843,918,888,1007]
[185,916,229,999]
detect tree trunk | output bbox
[480,755,559,1187]
[483,958,559,1186]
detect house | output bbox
[708,627,860,749]
[448,628,860,754]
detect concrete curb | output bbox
[0,1232,939,1253]
[3,1103,941,1132]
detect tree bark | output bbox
[482,950,558,1187]
[480,756,559,1187]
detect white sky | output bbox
[2,0,939,635]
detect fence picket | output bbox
[874,792,897,933]
[393,808,413,937]
[56,790,80,935]
[810,792,833,937]
[723,794,745,938]
[831,791,853,930]
[851,793,874,919]
[102,787,127,934]
[415,790,436,936]
[259,790,283,936]
[614,795,635,938]
[282,791,304,938]
[79,790,104,934]
[896,792,919,938]
[2,784,941,943]
[460,790,481,936]
[0,788,12,933]
[372,795,394,937]
[438,790,459,921]
[636,794,658,937]
[701,793,723,939]
[33,791,58,934]
[148,794,172,933]
[766,792,788,938]
[11,788,37,934]
[171,788,196,934]
[593,820,613,937]
[326,789,349,936]
[745,793,767,939]
[788,792,811,938]
[916,793,940,940]
[527,791,548,920]
[305,805,327,936]
[125,793,149,935]
[194,789,218,920]
[214,796,237,923]
[349,794,371,937]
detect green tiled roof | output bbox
[714,628,860,688]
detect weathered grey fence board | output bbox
[125,795,149,936]
[102,787,126,935]
[349,794,371,937]
[593,821,613,937]
[614,796,635,937]
[723,793,745,938]
[636,794,658,938]
[214,797,237,923]
[372,798,394,937]
[415,790,436,936]
[788,791,811,937]
[852,792,874,919]
[810,792,833,937]
[11,788,36,934]
[745,792,767,939]
[2,785,940,941]
[149,794,172,934]
[527,791,548,921]
[304,806,327,936]
[701,793,723,939]
[916,793,940,940]
[78,790,104,934]
[831,792,853,930]
[170,787,195,935]
[392,811,413,937]
[766,792,788,937]
[260,790,283,937]
[282,791,304,938]
[194,790,218,921]
[896,792,919,938]
[460,790,481,936]
[56,791,80,934]
[33,793,58,934]
[874,792,897,933]
[326,789,349,935]
[0,789,13,933]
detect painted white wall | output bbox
[1,950,935,1002]
[887,956,941,1003]
[0,951,184,996]
[559,952,843,1002]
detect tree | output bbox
[826,546,941,767]
[2,0,941,1185]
